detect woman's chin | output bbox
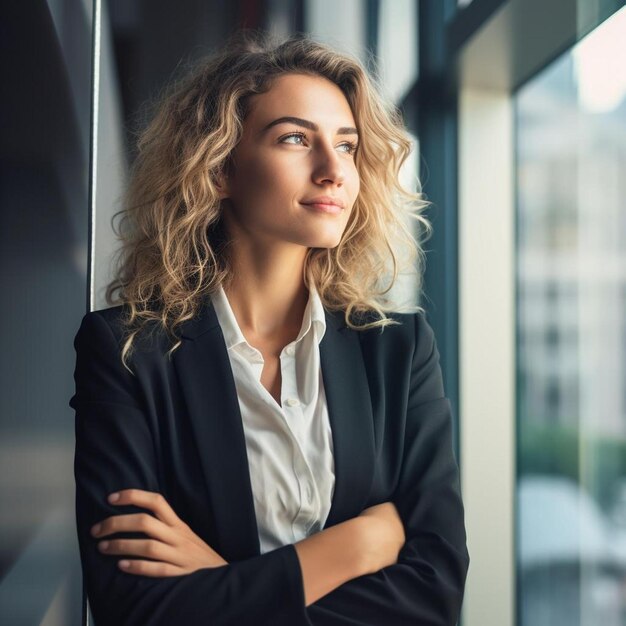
[302,234,344,249]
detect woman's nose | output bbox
[312,145,346,185]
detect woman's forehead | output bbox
[245,74,356,130]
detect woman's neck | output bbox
[224,252,310,343]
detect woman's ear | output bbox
[213,171,230,200]
[214,161,233,199]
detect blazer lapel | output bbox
[172,296,376,561]
[320,309,376,529]
[173,303,259,562]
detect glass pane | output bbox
[0,2,91,624]
[516,6,626,626]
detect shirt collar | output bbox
[209,283,327,352]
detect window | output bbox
[516,7,626,624]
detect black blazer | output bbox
[70,297,469,626]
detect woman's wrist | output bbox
[293,517,370,606]
[357,501,406,574]
[292,503,405,606]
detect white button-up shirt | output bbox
[209,284,336,554]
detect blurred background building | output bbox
[1,0,625,624]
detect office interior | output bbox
[1,0,625,624]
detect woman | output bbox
[70,30,469,625]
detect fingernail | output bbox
[108,492,120,503]
[119,560,130,568]
[99,541,109,550]
[91,523,101,535]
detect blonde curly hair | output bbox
[105,29,432,373]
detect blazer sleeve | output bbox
[305,311,470,626]
[71,311,310,626]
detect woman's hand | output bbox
[357,501,406,574]
[90,488,229,577]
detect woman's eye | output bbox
[280,132,358,155]
[281,132,307,145]
[339,142,358,155]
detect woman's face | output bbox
[218,72,360,250]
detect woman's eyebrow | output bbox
[259,116,359,137]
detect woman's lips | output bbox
[301,202,343,214]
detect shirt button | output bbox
[285,345,295,356]
[285,397,300,407]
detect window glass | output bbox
[0,2,91,624]
[515,7,626,625]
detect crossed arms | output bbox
[71,311,469,625]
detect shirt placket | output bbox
[279,339,321,540]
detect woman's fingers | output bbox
[95,489,211,550]
[89,488,230,576]
[91,512,177,546]
[116,558,187,577]
[98,537,186,568]
[105,489,184,527]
